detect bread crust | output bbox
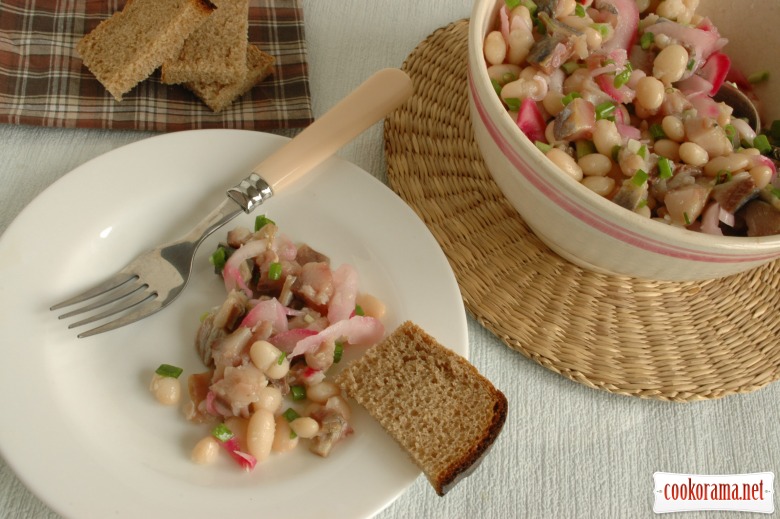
[336,321,508,496]
[76,0,216,101]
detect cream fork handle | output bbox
[254,68,413,193]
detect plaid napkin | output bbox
[0,0,313,131]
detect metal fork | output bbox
[50,68,414,338]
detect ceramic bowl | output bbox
[467,0,780,281]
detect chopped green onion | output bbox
[561,91,581,106]
[591,23,610,37]
[521,0,537,14]
[724,124,739,147]
[595,101,616,121]
[505,0,521,7]
[282,408,300,422]
[504,97,521,111]
[637,199,649,209]
[354,304,365,316]
[683,212,691,225]
[561,61,580,75]
[748,70,770,84]
[290,385,306,401]
[491,79,502,96]
[686,58,695,71]
[639,32,654,50]
[155,364,183,379]
[649,123,666,140]
[333,341,344,363]
[277,352,287,365]
[575,140,595,158]
[637,144,648,159]
[771,187,780,199]
[535,141,553,153]
[268,262,282,281]
[754,134,772,154]
[716,170,733,183]
[611,145,621,162]
[212,423,234,442]
[613,63,633,89]
[658,157,674,179]
[574,3,586,16]
[209,246,228,272]
[254,215,275,232]
[631,169,649,186]
[199,310,210,322]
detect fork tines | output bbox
[51,272,159,338]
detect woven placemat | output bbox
[384,19,780,402]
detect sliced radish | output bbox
[516,98,547,143]
[697,52,731,95]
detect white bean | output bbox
[546,148,583,181]
[484,31,507,66]
[290,417,320,439]
[271,415,299,453]
[749,165,773,189]
[657,0,685,19]
[246,409,275,462]
[253,386,283,414]
[578,153,612,177]
[510,5,532,27]
[264,354,290,380]
[306,381,341,404]
[583,27,603,50]
[556,0,576,17]
[487,63,522,84]
[635,76,665,111]
[661,115,685,142]
[592,119,622,157]
[250,340,281,372]
[653,44,688,85]
[581,176,616,197]
[355,293,386,320]
[653,139,681,162]
[678,142,709,167]
[507,27,534,65]
[542,91,566,117]
[703,154,750,177]
[149,374,181,406]
[191,436,220,465]
[501,76,547,102]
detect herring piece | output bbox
[711,171,759,214]
[553,97,596,141]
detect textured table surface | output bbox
[1,2,779,518]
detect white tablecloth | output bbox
[1,2,778,518]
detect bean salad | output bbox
[485,0,780,237]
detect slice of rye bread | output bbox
[76,0,216,101]
[184,45,274,112]
[335,321,508,496]
[161,0,249,85]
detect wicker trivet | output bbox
[384,19,780,402]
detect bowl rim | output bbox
[467,0,780,252]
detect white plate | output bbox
[0,130,468,519]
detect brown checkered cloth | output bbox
[0,0,313,131]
